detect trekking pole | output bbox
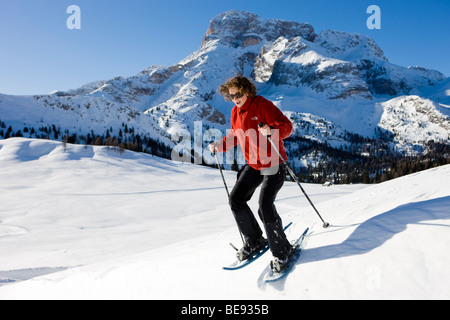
[212,146,245,244]
[259,123,330,228]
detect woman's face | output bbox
[228,86,248,108]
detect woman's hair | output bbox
[219,76,257,101]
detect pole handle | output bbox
[258,122,272,138]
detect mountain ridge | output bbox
[0,10,449,181]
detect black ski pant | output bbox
[229,164,291,258]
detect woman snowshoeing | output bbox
[209,75,293,272]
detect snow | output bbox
[0,137,449,299]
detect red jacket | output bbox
[216,95,293,170]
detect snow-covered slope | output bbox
[0,138,449,299]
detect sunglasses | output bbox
[228,92,244,100]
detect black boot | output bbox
[264,218,292,260]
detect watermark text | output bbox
[67,5,81,30]
[367,5,381,30]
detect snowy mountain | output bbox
[0,11,449,171]
[379,95,450,149]
[0,138,449,299]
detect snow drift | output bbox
[0,138,449,299]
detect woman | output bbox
[209,76,293,272]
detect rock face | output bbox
[201,11,316,48]
[254,36,373,100]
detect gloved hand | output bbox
[258,124,272,137]
[208,142,217,155]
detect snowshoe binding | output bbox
[270,246,294,273]
[236,237,268,261]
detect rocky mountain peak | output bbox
[201,11,316,48]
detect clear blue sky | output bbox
[1,0,449,95]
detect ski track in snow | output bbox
[0,138,449,299]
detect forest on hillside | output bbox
[1,118,449,185]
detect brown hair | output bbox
[219,76,257,101]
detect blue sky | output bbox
[1,0,449,95]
